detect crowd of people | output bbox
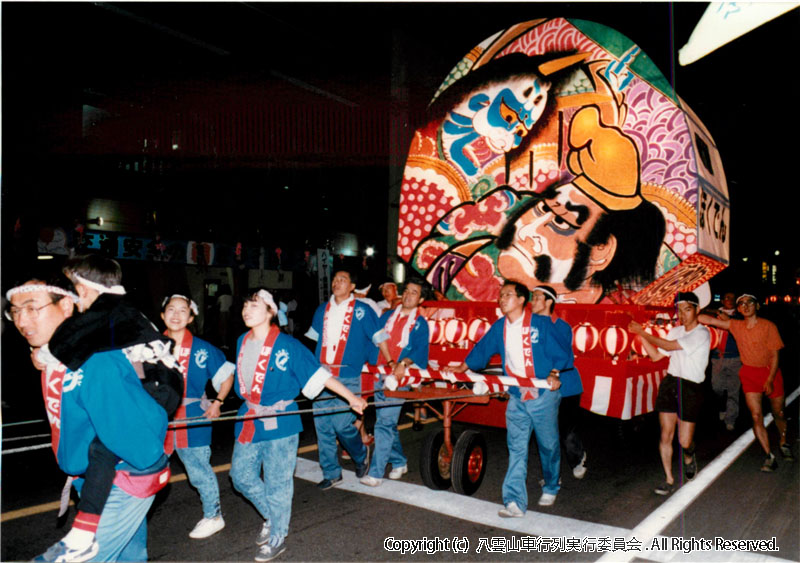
[5,253,793,562]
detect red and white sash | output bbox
[321,298,355,376]
[503,309,538,401]
[237,326,281,443]
[41,363,67,458]
[381,306,419,364]
[164,330,193,455]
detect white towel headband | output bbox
[6,283,79,302]
[70,273,126,296]
[162,294,199,315]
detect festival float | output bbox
[366,17,729,495]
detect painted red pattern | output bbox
[398,177,452,260]
[498,18,610,61]
[451,254,502,302]
[413,239,448,270]
[445,191,511,240]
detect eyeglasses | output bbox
[738,300,757,307]
[4,302,56,321]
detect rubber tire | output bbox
[451,429,487,495]
[419,429,451,490]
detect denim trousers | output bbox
[313,384,366,480]
[503,389,561,512]
[368,384,407,479]
[230,434,299,540]
[93,484,154,562]
[175,445,221,518]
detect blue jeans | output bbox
[93,485,154,562]
[175,445,221,518]
[230,434,299,540]
[368,384,407,479]
[313,384,366,480]
[503,390,561,512]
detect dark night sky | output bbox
[2,2,799,290]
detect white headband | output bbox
[257,289,278,313]
[6,284,78,302]
[737,294,758,304]
[356,284,372,294]
[70,273,126,296]
[162,295,199,316]
[533,286,558,303]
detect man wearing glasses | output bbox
[7,277,169,561]
[699,294,791,471]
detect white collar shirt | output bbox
[504,315,525,377]
[324,295,355,364]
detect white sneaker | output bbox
[189,515,225,539]
[573,452,587,479]
[497,501,524,518]
[538,493,557,506]
[388,465,408,480]
[360,475,383,487]
[255,539,286,562]
[256,520,271,546]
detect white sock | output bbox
[62,528,95,550]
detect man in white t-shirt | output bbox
[629,292,710,495]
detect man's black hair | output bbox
[335,268,358,287]
[502,280,530,306]
[404,276,431,301]
[534,285,558,313]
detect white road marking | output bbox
[597,386,799,563]
[294,456,630,538]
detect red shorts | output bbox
[739,365,784,398]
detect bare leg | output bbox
[745,392,771,454]
[659,412,678,484]
[769,395,788,446]
[677,419,697,465]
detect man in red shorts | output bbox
[699,293,791,471]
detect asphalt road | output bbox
[2,384,798,563]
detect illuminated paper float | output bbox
[398,17,729,306]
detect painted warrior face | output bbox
[443,74,551,176]
[498,184,609,295]
[469,75,551,152]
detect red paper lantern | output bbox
[467,317,491,342]
[428,320,445,345]
[708,326,723,350]
[601,325,629,357]
[572,322,599,354]
[631,334,646,356]
[650,324,668,339]
[444,318,467,343]
[631,324,656,356]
